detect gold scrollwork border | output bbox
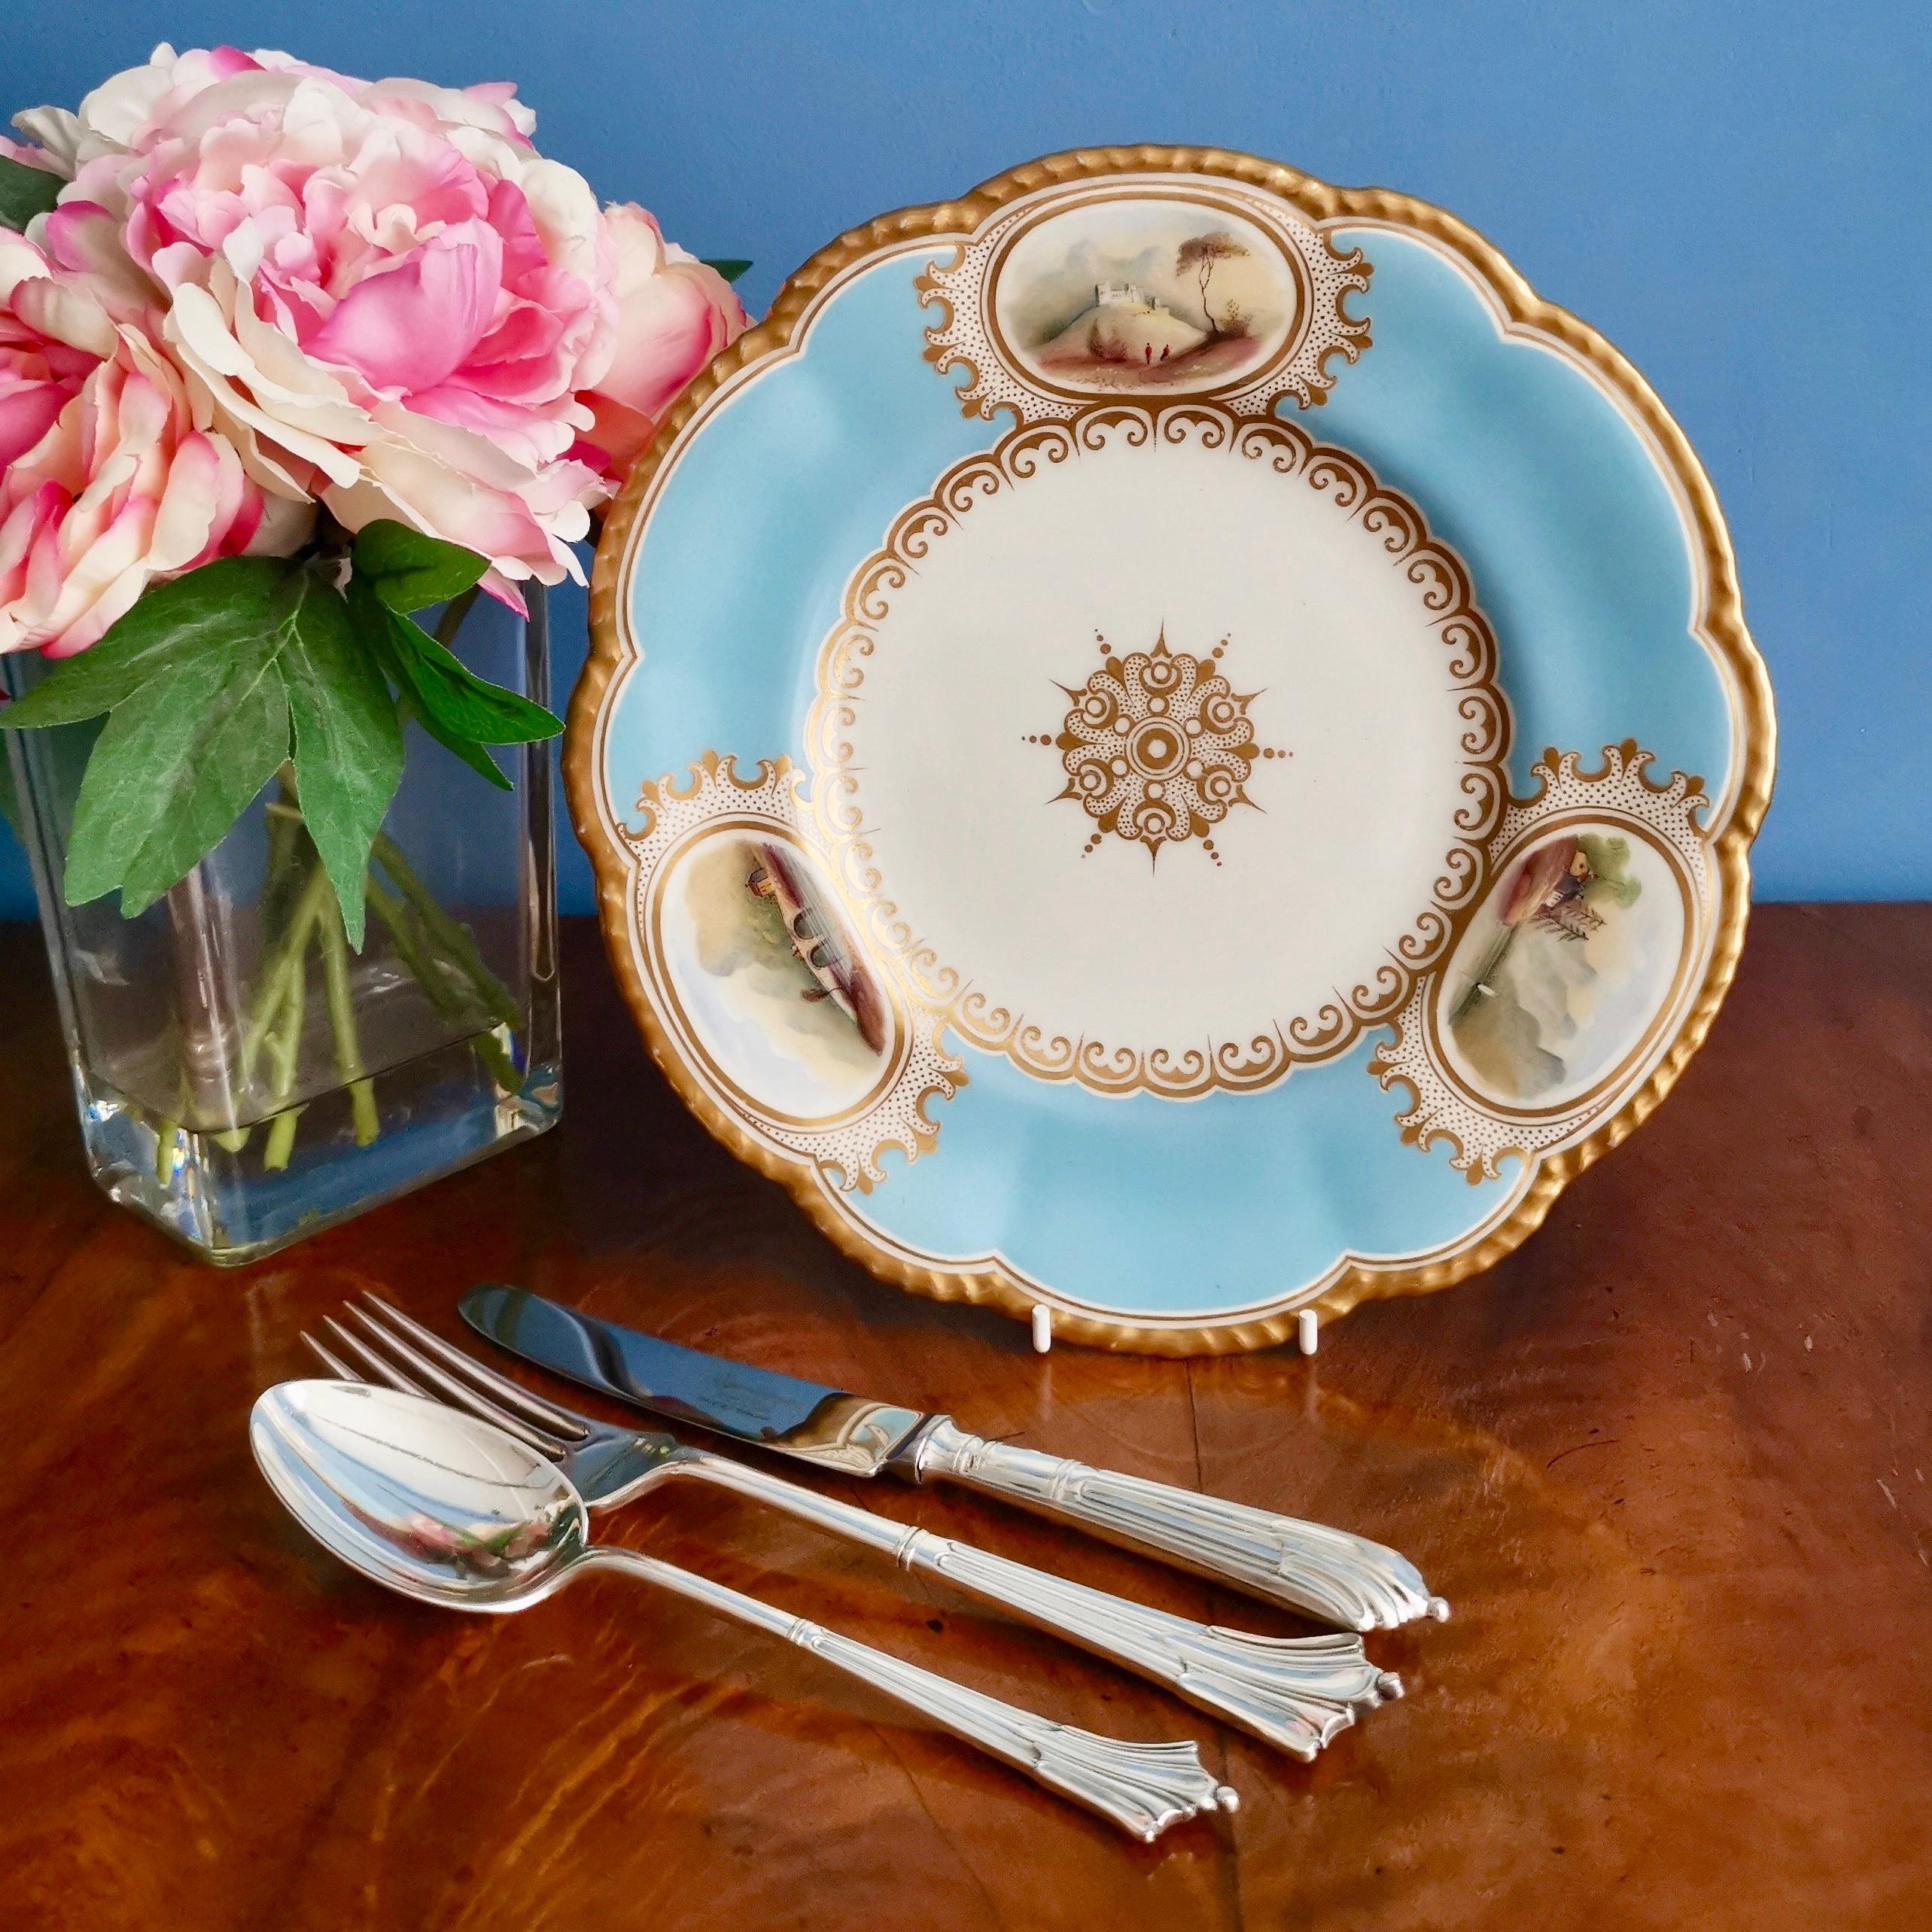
[803,399,1510,1099]
[571,145,1777,1355]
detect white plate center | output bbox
[813,410,1507,1096]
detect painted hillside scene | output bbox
[1443,831,1654,1104]
[993,198,1298,394]
[676,829,891,1097]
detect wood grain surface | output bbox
[0,909,1925,1930]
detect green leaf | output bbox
[700,257,752,284]
[345,577,513,790]
[65,635,291,915]
[281,576,405,948]
[20,555,408,926]
[53,560,376,918]
[412,707,515,790]
[346,582,507,790]
[0,155,61,233]
[347,574,558,770]
[2,558,298,729]
[390,617,561,745]
[352,521,488,614]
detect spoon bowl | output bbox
[251,1380,586,1612]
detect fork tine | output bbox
[344,1301,568,1454]
[356,1291,591,1440]
[323,1307,566,1461]
[316,1316,430,1398]
[303,1328,361,1383]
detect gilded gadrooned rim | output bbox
[570,145,1778,1357]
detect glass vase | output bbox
[2,588,561,1264]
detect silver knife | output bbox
[459,1285,1449,1632]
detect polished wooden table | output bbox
[1,909,1926,1930]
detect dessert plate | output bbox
[570,148,1774,1353]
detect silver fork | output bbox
[306,1295,1403,1760]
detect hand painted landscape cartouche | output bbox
[1446,832,1647,1103]
[683,832,888,1072]
[993,198,1300,394]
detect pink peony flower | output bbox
[3,44,748,630]
[0,238,96,471]
[0,134,66,178]
[0,232,292,656]
[39,49,605,604]
[583,204,748,476]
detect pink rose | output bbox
[0,233,290,656]
[42,47,616,604]
[583,204,748,476]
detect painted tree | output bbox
[1175,230,1249,333]
[1447,833,1641,1026]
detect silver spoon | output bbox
[251,1380,1237,1842]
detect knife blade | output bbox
[459,1283,932,1475]
[459,1284,1447,1631]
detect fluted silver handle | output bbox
[672,1449,1398,1758]
[907,1535,1400,1759]
[579,1544,1235,1840]
[796,1628,1235,1841]
[909,1419,1449,1632]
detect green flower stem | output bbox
[364,879,468,1019]
[365,878,522,1096]
[261,943,309,1172]
[155,1072,188,1182]
[262,1106,301,1170]
[248,802,525,1169]
[370,830,519,1027]
[239,860,333,1088]
[261,783,303,932]
[433,586,481,650]
[318,898,379,1147]
[467,1028,523,1097]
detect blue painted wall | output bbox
[5,0,1927,912]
